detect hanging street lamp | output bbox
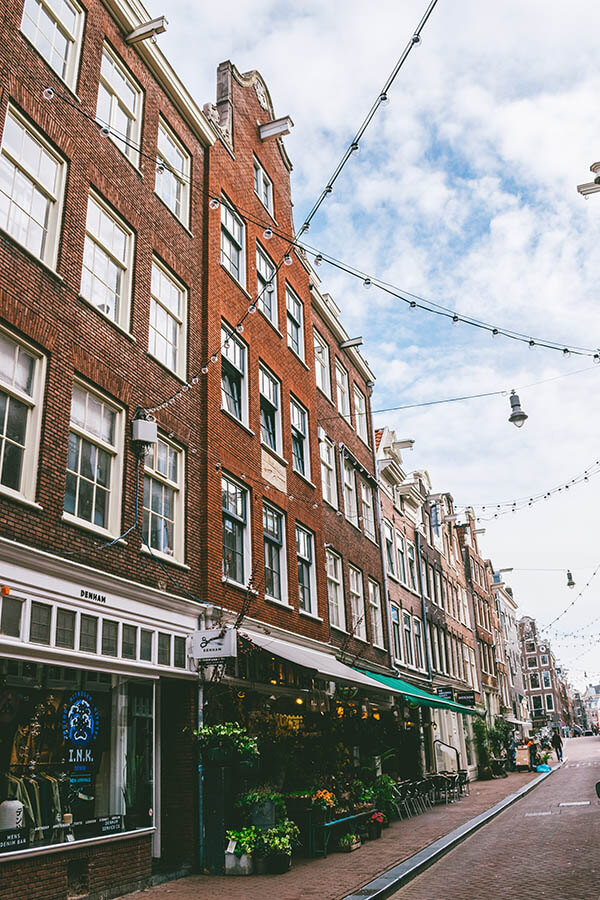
[508,390,528,428]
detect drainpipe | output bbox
[197,679,204,871]
[415,530,433,681]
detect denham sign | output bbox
[190,626,237,661]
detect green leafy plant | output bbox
[236,788,286,814]
[225,826,258,858]
[338,832,360,849]
[261,820,300,857]
[193,723,259,761]
[472,717,490,769]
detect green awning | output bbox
[355,669,483,717]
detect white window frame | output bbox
[290,395,310,479]
[63,381,124,538]
[221,321,248,426]
[326,549,346,631]
[348,565,367,641]
[319,434,337,508]
[368,579,384,648]
[96,44,143,167]
[286,284,305,360]
[335,361,350,422]
[220,195,246,288]
[469,646,478,690]
[296,524,317,617]
[413,617,424,670]
[0,325,46,504]
[542,670,551,689]
[391,606,403,662]
[222,472,250,587]
[81,191,134,332]
[20,0,85,91]
[142,435,185,563]
[253,156,273,215]
[343,459,358,527]
[545,693,554,711]
[407,542,417,591]
[540,654,549,667]
[384,521,396,577]
[360,481,376,541]
[155,117,190,226]
[313,329,331,397]
[530,672,540,690]
[403,611,414,667]
[256,242,278,326]
[531,694,543,712]
[353,385,369,445]
[263,502,288,605]
[396,532,407,583]
[0,105,66,269]
[149,257,187,378]
[259,363,282,454]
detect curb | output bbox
[342,760,566,900]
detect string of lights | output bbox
[540,560,600,632]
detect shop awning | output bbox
[240,631,395,692]
[355,669,483,716]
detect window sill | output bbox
[0,487,43,511]
[219,261,252,301]
[322,497,339,512]
[261,442,288,468]
[222,577,253,594]
[78,295,136,342]
[350,634,369,645]
[265,596,293,610]
[299,610,323,622]
[154,191,193,237]
[258,309,283,337]
[288,345,309,370]
[344,516,362,533]
[146,351,187,383]
[317,385,334,406]
[0,227,64,283]
[140,545,190,570]
[331,624,349,636]
[220,406,255,436]
[61,513,126,544]
[292,469,315,490]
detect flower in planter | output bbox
[338,832,360,850]
[312,789,335,810]
[369,811,385,825]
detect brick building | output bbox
[493,576,531,739]
[519,616,569,730]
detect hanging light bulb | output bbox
[379,93,390,106]
[508,390,528,428]
[409,300,417,308]
[594,352,600,365]
[248,304,257,314]
[201,366,209,374]
[563,348,571,358]
[156,162,165,175]
[301,222,310,233]
[452,314,460,324]
[266,281,274,293]
[263,227,273,240]
[528,340,536,349]
[350,142,360,154]
[236,324,244,333]
[283,253,293,266]
[209,197,220,210]
[314,254,323,266]
[567,570,575,589]
[363,278,372,289]
[43,87,55,100]
[492,328,499,337]
[100,124,110,136]
[412,33,422,44]
[210,353,219,363]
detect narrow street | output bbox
[392,736,600,900]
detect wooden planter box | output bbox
[339,839,361,853]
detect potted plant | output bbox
[367,811,384,840]
[311,789,335,823]
[262,820,300,874]
[193,723,260,765]
[237,788,286,828]
[373,775,399,820]
[338,832,361,853]
[224,826,257,875]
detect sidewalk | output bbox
[118,771,539,900]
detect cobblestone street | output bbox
[392,736,600,900]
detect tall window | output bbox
[81,193,133,330]
[142,437,183,561]
[0,106,65,266]
[96,45,143,166]
[220,199,245,287]
[221,324,247,424]
[319,435,337,506]
[286,285,304,359]
[64,383,121,534]
[353,386,369,444]
[155,119,190,225]
[403,612,414,666]
[326,550,345,630]
[368,580,383,647]
[360,482,376,540]
[149,259,186,377]
[414,619,424,669]
[531,695,543,712]
[222,475,248,585]
[542,671,551,689]
[21,0,83,89]
[313,330,331,397]
[290,396,309,477]
[343,460,358,526]
[296,525,315,615]
[349,566,366,640]
[545,694,554,711]
[256,243,277,325]
[253,157,273,214]
[259,365,281,452]
[335,362,350,421]
[0,328,44,501]
[263,504,285,602]
[407,543,417,590]
[384,522,396,576]
[391,607,402,660]
[530,672,540,690]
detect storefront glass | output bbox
[0,659,153,854]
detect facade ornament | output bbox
[254,79,269,111]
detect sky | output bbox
[150,0,600,690]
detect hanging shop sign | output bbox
[455,690,476,707]
[191,626,237,661]
[436,687,455,702]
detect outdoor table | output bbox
[309,809,373,858]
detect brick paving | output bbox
[117,766,542,900]
[392,736,600,900]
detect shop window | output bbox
[256,243,277,325]
[96,44,143,166]
[121,624,137,659]
[30,601,51,644]
[1,595,23,637]
[155,118,190,225]
[55,608,75,649]
[149,258,187,378]
[140,630,152,662]
[79,614,98,653]
[158,631,171,665]
[174,636,186,668]
[102,619,118,657]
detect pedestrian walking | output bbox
[551,729,563,762]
